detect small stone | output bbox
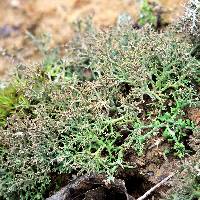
[10,0,20,8]
[147,171,155,176]
[0,25,13,38]
[0,25,20,38]
[117,12,134,28]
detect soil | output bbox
[45,144,181,199]
[0,0,186,80]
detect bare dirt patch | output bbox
[0,0,186,79]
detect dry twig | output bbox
[137,173,175,200]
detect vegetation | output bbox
[0,83,29,127]
[166,152,200,200]
[0,23,199,199]
[181,0,200,43]
[0,1,199,199]
[139,0,157,26]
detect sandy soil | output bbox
[0,0,186,79]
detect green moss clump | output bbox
[0,84,29,126]
[138,0,157,26]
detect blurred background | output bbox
[0,0,186,80]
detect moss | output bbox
[0,84,29,126]
[138,0,157,27]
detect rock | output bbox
[46,174,135,200]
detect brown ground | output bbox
[0,0,186,80]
